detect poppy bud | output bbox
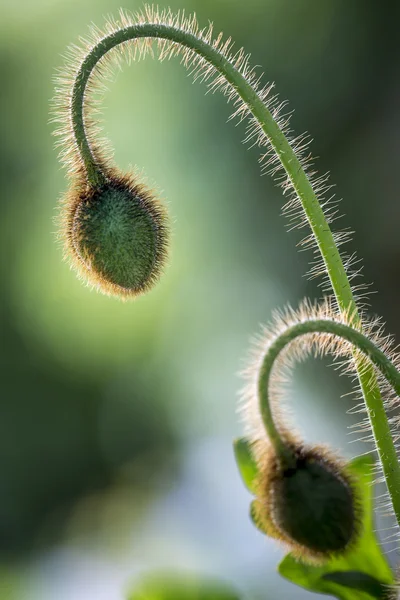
[62,172,169,298]
[254,445,359,562]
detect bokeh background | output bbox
[1,0,400,598]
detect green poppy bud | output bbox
[254,445,359,562]
[274,450,356,552]
[62,173,169,298]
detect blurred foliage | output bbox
[1,0,400,598]
[127,572,241,600]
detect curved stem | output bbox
[258,318,400,528]
[72,22,365,308]
[72,18,385,513]
[73,25,361,307]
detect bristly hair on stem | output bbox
[51,4,365,304]
[51,5,399,538]
[240,298,400,537]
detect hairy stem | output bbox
[258,318,400,528]
[72,19,386,514]
[73,23,357,307]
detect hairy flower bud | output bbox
[254,445,359,562]
[62,172,169,298]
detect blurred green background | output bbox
[1,0,400,598]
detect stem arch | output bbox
[257,318,400,527]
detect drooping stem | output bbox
[72,22,356,307]
[72,17,385,513]
[258,318,400,528]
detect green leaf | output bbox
[250,500,262,531]
[126,573,242,600]
[278,454,395,599]
[233,438,259,494]
[249,499,271,536]
[322,571,389,598]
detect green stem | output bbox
[72,23,357,307]
[258,318,400,528]
[71,18,386,516]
